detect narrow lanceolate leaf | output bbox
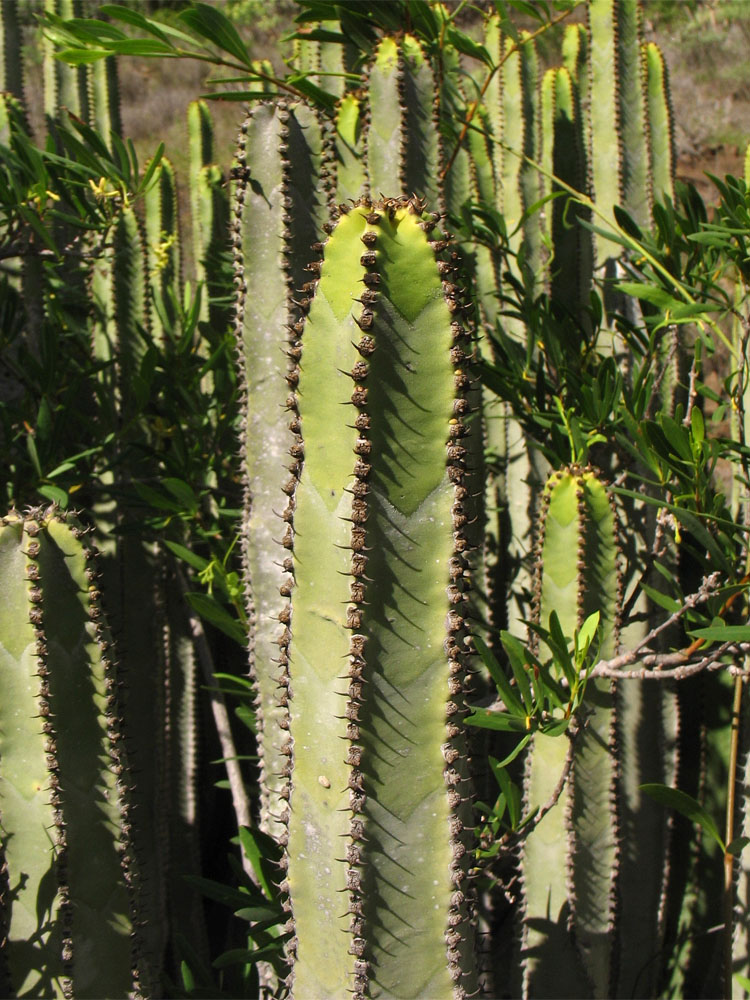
[643,41,675,206]
[285,198,478,1000]
[233,100,325,842]
[522,468,620,999]
[0,509,140,999]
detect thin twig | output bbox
[439,3,582,181]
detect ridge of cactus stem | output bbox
[365,37,404,197]
[587,0,623,266]
[334,92,367,204]
[615,0,650,229]
[285,197,478,1000]
[642,41,675,206]
[521,468,620,999]
[400,34,442,210]
[232,101,297,846]
[0,509,141,999]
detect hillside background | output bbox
[15,0,750,226]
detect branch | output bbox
[439,2,582,181]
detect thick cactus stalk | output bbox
[643,41,675,206]
[187,99,214,298]
[0,508,141,999]
[279,197,477,999]
[43,0,88,127]
[88,54,122,153]
[586,0,621,266]
[144,157,181,339]
[0,0,24,102]
[334,93,367,203]
[401,34,441,210]
[365,37,401,196]
[363,35,441,210]
[546,67,592,324]
[232,100,328,842]
[521,467,620,999]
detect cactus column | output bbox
[0,508,140,999]
[277,197,478,999]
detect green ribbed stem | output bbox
[643,41,675,206]
[144,156,180,339]
[0,509,139,999]
[233,100,326,842]
[522,468,620,999]
[284,198,477,1000]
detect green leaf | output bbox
[185,592,246,645]
[162,477,199,513]
[540,718,570,738]
[690,624,750,643]
[100,4,176,45]
[238,826,277,900]
[489,757,522,829]
[234,905,282,922]
[492,734,532,769]
[163,540,210,573]
[500,631,535,713]
[475,634,525,716]
[445,26,492,66]
[178,3,253,67]
[465,708,531,732]
[183,875,260,910]
[56,47,111,64]
[38,484,68,507]
[641,783,725,851]
[212,942,285,969]
[727,836,750,857]
[576,611,600,656]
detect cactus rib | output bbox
[284,197,478,999]
[0,508,140,999]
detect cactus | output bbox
[0,507,141,998]
[144,156,181,340]
[521,467,620,998]
[88,54,122,153]
[643,41,675,206]
[272,196,477,999]
[232,100,327,841]
[0,0,24,102]
[43,0,88,128]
